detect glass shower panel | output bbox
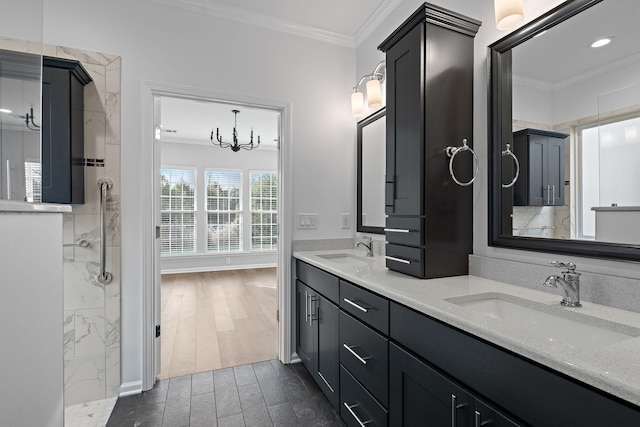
[0,0,43,201]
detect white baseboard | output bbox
[162,262,277,275]
[119,381,143,396]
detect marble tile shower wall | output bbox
[0,38,122,407]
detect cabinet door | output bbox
[389,343,472,426]
[316,295,340,409]
[473,398,520,427]
[526,134,546,206]
[546,137,564,206]
[296,280,314,374]
[385,23,423,216]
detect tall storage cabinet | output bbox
[41,57,92,204]
[379,4,480,279]
[512,128,567,206]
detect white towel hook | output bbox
[445,139,479,186]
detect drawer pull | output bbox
[343,297,369,313]
[343,402,372,427]
[384,228,411,233]
[385,255,412,265]
[343,344,371,365]
[317,371,335,393]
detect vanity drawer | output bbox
[340,365,388,427]
[385,216,423,246]
[340,280,389,334]
[340,311,389,407]
[385,244,424,278]
[296,259,339,304]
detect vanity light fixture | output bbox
[494,0,524,30]
[211,109,260,152]
[351,60,386,118]
[590,37,613,48]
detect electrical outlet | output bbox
[341,213,351,229]
[225,257,231,265]
[297,213,318,229]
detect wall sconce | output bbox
[494,0,524,30]
[351,60,386,118]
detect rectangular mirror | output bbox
[489,0,640,261]
[357,108,385,234]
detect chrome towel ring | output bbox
[445,139,478,186]
[501,143,520,188]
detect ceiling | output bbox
[512,0,640,87]
[160,96,280,149]
[151,0,395,46]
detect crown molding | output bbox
[354,0,402,47]
[149,0,355,47]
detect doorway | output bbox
[154,95,282,380]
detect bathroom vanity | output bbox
[293,250,640,426]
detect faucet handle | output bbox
[550,261,577,272]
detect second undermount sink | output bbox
[317,253,371,268]
[447,293,640,349]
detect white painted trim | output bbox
[140,80,294,389]
[149,0,354,47]
[119,381,143,397]
[162,263,277,275]
[354,0,402,47]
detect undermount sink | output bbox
[447,293,640,349]
[317,253,371,267]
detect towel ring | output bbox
[445,139,479,187]
[501,143,520,188]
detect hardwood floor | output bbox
[160,268,278,379]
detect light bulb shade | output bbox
[351,91,364,118]
[495,0,524,30]
[366,79,382,108]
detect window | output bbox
[250,172,278,251]
[24,161,42,203]
[206,170,242,252]
[160,168,196,255]
[578,115,640,239]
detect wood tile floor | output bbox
[160,268,278,379]
[106,360,344,427]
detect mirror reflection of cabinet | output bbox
[512,129,567,206]
[357,108,385,234]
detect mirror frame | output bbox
[357,107,386,234]
[488,0,640,262]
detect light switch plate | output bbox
[297,213,318,229]
[341,213,351,229]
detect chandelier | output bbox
[211,109,260,152]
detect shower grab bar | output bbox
[97,177,113,284]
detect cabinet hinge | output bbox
[276,309,279,322]
[155,324,161,338]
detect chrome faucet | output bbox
[543,261,582,307]
[355,236,374,257]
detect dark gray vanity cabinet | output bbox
[41,57,92,204]
[378,3,480,279]
[295,261,340,409]
[512,129,567,207]
[389,343,518,426]
[390,301,640,427]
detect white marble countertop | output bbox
[0,200,71,213]
[293,249,640,407]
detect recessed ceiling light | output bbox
[591,37,613,48]
[0,108,12,114]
